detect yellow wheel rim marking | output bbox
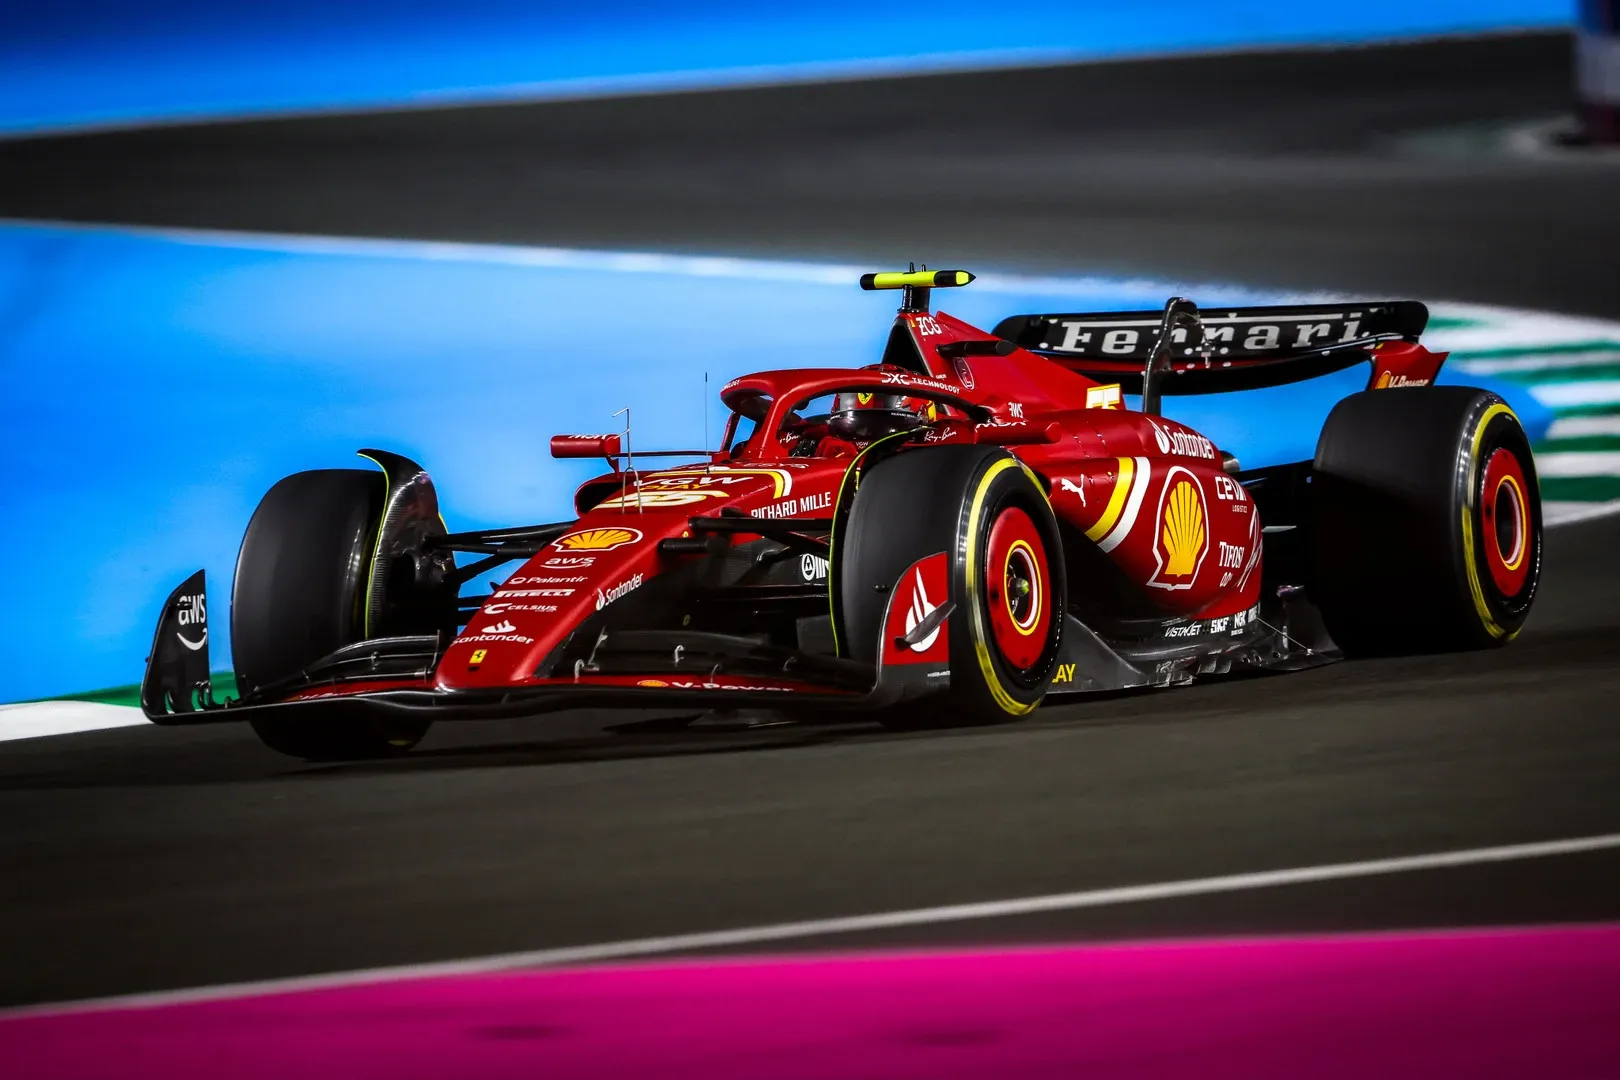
[1460,403,1522,641]
[966,458,1040,716]
[1004,538,1042,635]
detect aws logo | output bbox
[1148,467,1209,591]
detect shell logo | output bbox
[553,527,644,552]
[1149,468,1209,590]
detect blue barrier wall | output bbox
[0,221,1550,702]
[0,1,1571,134]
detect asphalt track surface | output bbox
[3,33,1620,1009]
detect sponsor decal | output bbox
[1146,418,1216,459]
[505,576,588,585]
[752,490,833,519]
[481,620,518,634]
[460,633,535,645]
[1233,610,1247,631]
[1214,474,1248,502]
[554,527,643,552]
[545,556,596,568]
[468,648,487,668]
[1085,383,1122,410]
[951,355,976,390]
[881,370,961,394]
[1059,477,1087,506]
[1148,466,1210,591]
[1008,402,1025,420]
[668,680,793,692]
[1164,623,1201,638]
[485,602,558,614]
[923,426,963,444]
[1052,662,1077,685]
[597,489,730,510]
[595,573,645,610]
[1210,617,1230,633]
[1375,371,1430,389]
[801,553,829,582]
[903,567,941,653]
[857,392,874,405]
[1047,312,1370,356]
[914,314,944,336]
[1218,542,1245,569]
[174,592,207,651]
[497,588,576,598]
[636,679,668,688]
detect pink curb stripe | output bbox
[4,926,1619,1078]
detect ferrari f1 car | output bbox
[141,269,1542,759]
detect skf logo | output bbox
[1052,662,1077,685]
[1149,467,1209,590]
[1085,384,1121,410]
[553,527,643,552]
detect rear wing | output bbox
[993,299,1430,409]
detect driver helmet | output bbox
[827,391,931,442]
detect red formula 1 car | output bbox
[141,270,1542,759]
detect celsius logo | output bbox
[1147,418,1216,459]
[174,593,207,651]
[800,553,829,582]
[481,620,518,634]
[595,573,644,611]
[904,569,940,653]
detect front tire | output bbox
[837,446,1065,728]
[1309,387,1541,655]
[232,468,432,760]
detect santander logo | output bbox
[481,620,518,634]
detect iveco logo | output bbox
[800,553,829,582]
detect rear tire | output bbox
[232,469,433,760]
[837,446,1065,728]
[1309,387,1541,655]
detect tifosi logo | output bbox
[1147,418,1215,460]
[174,593,207,651]
[481,620,518,634]
[595,573,644,611]
[904,570,940,653]
[800,553,829,582]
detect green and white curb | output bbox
[1428,301,1620,521]
[6,299,1620,743]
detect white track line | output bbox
[7,830,1619,1019]
[0,701,148,742]
[1535,451,1620,477]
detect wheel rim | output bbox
[984,505,1052,671]
[1480,446,1531,597]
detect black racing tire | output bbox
[232,468,433,760]
[1309,387,1541,656]
[838,445,1065,728]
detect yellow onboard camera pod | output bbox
[860,270,975,290]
